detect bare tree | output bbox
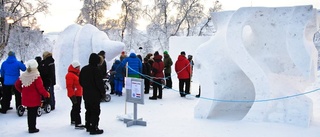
[118,0,141,44]
[77,0,111,28]
[198,0,221,36]
[0,0,49,58]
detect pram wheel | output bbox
[17,105,25,117]
[37,107,42,117]
[101,94,111,102]
[44,104,51,113]
[105,94,111,102]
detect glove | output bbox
[70,96,77,104]
[44,97,50,104]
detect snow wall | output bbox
[190,5,318,127]
[53,24,125,89]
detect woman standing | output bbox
[15,59,50,133]
[65,61,85,129]
[149,51,164,100]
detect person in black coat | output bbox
[98,50,107,78]
[38,51,56,110]
[79,53,104,135]
[142,58,151,94]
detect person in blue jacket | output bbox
[110,60,125,96]
[0,51,26,113]
[121,49,142,78]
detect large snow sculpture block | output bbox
[194,5,318,127]
[53,24,125,88]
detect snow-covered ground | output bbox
[0,76,320,137]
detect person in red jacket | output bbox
[175,51,191,97]
[65,61,85,129]
[15,59,50,134]
[149,51,164,100]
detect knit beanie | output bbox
[129,49,135,54]
[71,61,80,68]
[163,51,168,55]
[8,51,15,56]
[27,59,38,70]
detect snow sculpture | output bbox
[53,24,125,88]
[194,5,318,127]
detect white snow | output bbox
[1,5,320,137]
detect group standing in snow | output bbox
[0,49,195,135]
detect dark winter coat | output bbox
[38,56,56,88]
[1,56,26,85]
[79,53,105,102]
[99,59,107,78]
[111,60,125,81]
[121,53,142,76]
[151,55,164,80]
[142,62,151,76]
[65,65,83,97]
[175,55,191,79]
[163,54,173,74]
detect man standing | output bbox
[79,53,104,135]
[0,51,26,113]
[174,51,191,97]
[38,51,56,110]
[163,51,173,89]
[121,49,142,78]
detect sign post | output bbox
[123,77,146,127]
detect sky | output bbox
[36,0,320,33]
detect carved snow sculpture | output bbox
[194,5,318,127]
[53,24,125,88]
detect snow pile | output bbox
[53,24,125,88]
[193,5,318,127]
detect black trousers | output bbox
[27,107,38,130]
[152,79,163,98]
[84,100,101,127]
[70,96,82,125]
[179,78,191,96]
[144,77,150,93]
[164,73,172,88]
[1,85,21,111]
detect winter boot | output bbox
[28,128,39,133]
[89,126,104,135]
[75,124,86,129]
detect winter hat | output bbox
[129,49,135,54]
[188,55,193,59]
[180,51,186,55]
[27,59,38,70]
[163,51,168,55]
[8,51,15,56]
[71,61,80,68]
[121,51,125,55]
[98,50,105,56]
[42,51,52,60]
[154,51,159,56]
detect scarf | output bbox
[20,70,40,87]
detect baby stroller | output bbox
[101,72,111,102]
[17,97,51,117]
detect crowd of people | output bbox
[0,49,196,135]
